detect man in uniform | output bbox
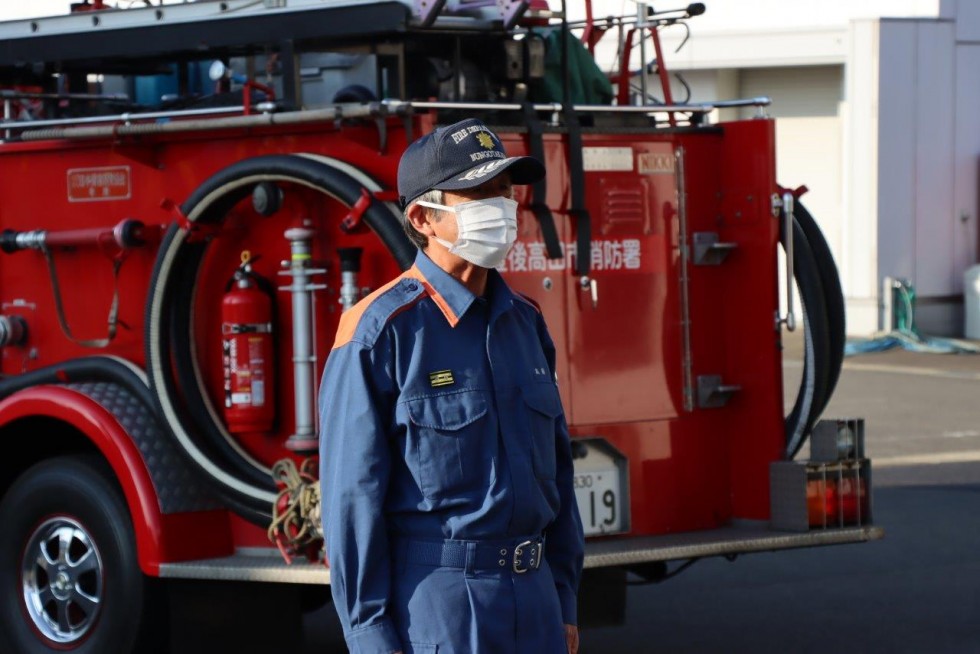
[319,117,584,654]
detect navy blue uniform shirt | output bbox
[319,250,584,654]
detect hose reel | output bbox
[145,154,413,524]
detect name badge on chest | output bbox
[428,370,455,387]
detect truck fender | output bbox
[0,385,166,575]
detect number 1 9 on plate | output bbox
[573,470,623,536]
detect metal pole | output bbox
[782,191,796,332]
[636,1,648,105]
[3,99,10,141]
[281,227,325,453]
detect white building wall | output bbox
[874,19,960,335]
[583,0,942,34]
[953,45,980,285]
[875,21,919,292]
[910,21,956,298]
[843,20,881,334]
[740,67,845,328]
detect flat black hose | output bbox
[0,356,154,408]
[145,154,414,524]
[782,213,832,460]
[793,200,845,411]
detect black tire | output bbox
[793,200,845,412]
[0,455,162,654]
[782,214,832,459]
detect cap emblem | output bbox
[477,132,495,149]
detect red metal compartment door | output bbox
[498,132,573,405]
[564,137,681,426]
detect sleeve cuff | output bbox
[557,587,578,626]
[345,619,402,654]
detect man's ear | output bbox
[406,203,435,236]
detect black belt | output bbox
[396,536,546,574]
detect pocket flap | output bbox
[522,384,563,418]
[406,391,488,430]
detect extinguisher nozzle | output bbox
[337,247,364,273]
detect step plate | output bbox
[582,524,884,569]
[158,524,884,583]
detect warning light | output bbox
[771,440,872,532]
[807,478,837,528]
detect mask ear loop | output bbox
[415,200,456,214]
[414,200,461,251]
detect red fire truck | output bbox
[0,1,881,651]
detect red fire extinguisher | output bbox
[222,251,275,433]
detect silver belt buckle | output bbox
[512,539,542,574]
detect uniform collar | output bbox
[411,250,519,327]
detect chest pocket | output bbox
[405,390,491,500]
[522,383,562,480]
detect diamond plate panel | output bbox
[67,382,221,514]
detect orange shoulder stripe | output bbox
[330,264,463,349]
[332,267,422,349]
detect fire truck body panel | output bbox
[0,117,783,530]
[0,1,882,649]
[0,111,870,550]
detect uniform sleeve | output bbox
[319,337,402,654]
[536,313,586,625]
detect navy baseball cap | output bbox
[397,118,545,208]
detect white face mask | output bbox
[416,196,518,269]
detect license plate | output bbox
[573,469,624,536]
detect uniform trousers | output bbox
[390,539,568,654]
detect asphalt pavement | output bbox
[787,329,980,467]
[303,330,980,653]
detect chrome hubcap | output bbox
[21,516,103,644]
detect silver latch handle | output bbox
[580,276,598,309]
[781,191,796,332]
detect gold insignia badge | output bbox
[429,370,455,387]
[476,132,495,150]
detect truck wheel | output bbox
[0,455,160,654]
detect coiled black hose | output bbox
[145,154,413,524]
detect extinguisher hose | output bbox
[146,154,413,523]
[782,199,845,459]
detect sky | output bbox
[0,1,186,21]
[1,1,69,20]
